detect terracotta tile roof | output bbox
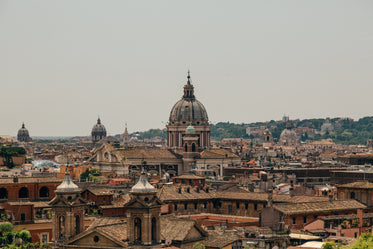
[116,148,179,160]
[273,200,367,215]
[173,174,205,180]
[86,188,113,196]
[157,184,216,201]
[201,235,238,248]
[337,181,373,189]
[272,195,329,203]
[200,149,240,159]
[217,191,268,202]
[88,217,126,229]
[160,215,207,241]
[95,223,128,242]
[0,177,61,184]
[100,199,130,209]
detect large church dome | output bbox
[169,72,208,125]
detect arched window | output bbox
[185,143,188,152]
[39,186,49,198]
[75,215,80,235]
[0,188,8,199]
[192,143,196,152]
[19,187,29,199]
[134,218,141,243]
[351,192,355,199]
[151,217,157,242]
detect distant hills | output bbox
[134,116,373,145]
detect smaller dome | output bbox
[57,170,79,192]
[17,123,31,142]
[131,173,155,193]
[186,125,196,133]
[92,118,107,143]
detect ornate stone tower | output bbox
[263,128,272,143]
[49,170,86,243]
[17,123,32,142]
[124,171,162,246]
[91,117,107,143]
[182,125,200,173]
[167,72,211,150]
[123,123,130,144]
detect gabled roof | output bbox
[124,194,162,208]
[273,200,367,215]
[65,219,128,248]
[157,184,215,201]
[337,181,373,189]
[160,215,208,241]
[200,149,240,159]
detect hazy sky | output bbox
[1,1,372,136]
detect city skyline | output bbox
[1,1,372,136]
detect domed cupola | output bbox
[17,123,31,142]
[279,118,298,146]
[169,71,209,126]
[167,72,211,150]
[91,117,107,143]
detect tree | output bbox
[193,242,205,249]
[322,242,337,249]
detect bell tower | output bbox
[124,171,162,246]
[49,169,86,243]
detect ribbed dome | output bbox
[17,123,31,142]
[169,72,208,125]
[17,124,29,137]
[92,118,106,134]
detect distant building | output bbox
[17,123,32,142]
[321,118,334,134]
[279,119,298,146]
[91,117,107,144]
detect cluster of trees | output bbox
[80,168,101,182]
[210,116,373,145]
[135,129,166,140]
[0,146,26,168]
[0,223,50,249]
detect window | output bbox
[21,213,26,222]
[228,205,232,214]
[203,202,207,209]
[245,203,248,210]
[174,204,178,211]
[303,216,307,224]
[194,203,198,210]
[292,217,296,225]
[236,202,240,209]
[184,203,188,210]
[41,234,48,244]
[182,179,186,184]
[254,203,258,211]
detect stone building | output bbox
[260,199,366,230]
[91,117,107,144]
[49,170,86,243]
[337,181,373,207]
[279,119,298,146]
[124,172,162,245]
[17,123,32,142]
[167,72,211,150]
